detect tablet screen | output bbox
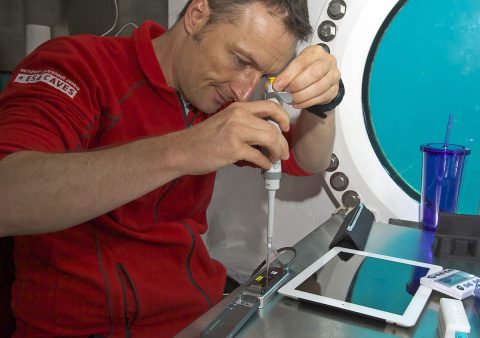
[295,252,430,315]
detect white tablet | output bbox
[278,247,442,327]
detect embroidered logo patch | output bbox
[14,69,80,99]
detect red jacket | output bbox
[0,21,311,337]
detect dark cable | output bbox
[250,247,297,277]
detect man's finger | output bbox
[290,75,337,108]
[238,100,290,132]
[273,57,309,92]
[294,85,339,110]
[273,45,328,91]
[240,145,273,170]
[237,122,289,161]
[286,61,333,94]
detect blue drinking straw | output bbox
[443,114,453,149]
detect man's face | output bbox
[177,3,298,114]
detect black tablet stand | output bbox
[329,203,375,251]
[433,213,480,260]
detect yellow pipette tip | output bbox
[267,76,276,85]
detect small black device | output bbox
[329,203,374,252]
[201,254,292,337]
[433,213,480,260]
[244,266,289,308]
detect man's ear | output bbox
[183,0,210,35]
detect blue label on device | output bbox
[455,332,468,338]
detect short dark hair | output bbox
[177,0,312,42]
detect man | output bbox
[0,0,341,336]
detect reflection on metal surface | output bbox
[318,20,337,42]
[328,0,347,20]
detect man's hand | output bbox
[272,44,341,109]
[268,45,340,173]
[0,100,289,236]
[176,100,291,175]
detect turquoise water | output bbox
[369,0,479,215]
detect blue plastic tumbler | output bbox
[420,143,470,231]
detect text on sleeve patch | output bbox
[14,69,80,99]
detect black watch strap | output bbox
[305,78,345,118]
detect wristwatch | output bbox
[305,78,345,118]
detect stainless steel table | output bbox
[176,214,480,337]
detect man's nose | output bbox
[231,70,262,102]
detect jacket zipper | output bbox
[153,178,179,222]
[181,222,212,307]
[115,263,140,338]
[92,225,114,338]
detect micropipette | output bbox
[263,76,291,280]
